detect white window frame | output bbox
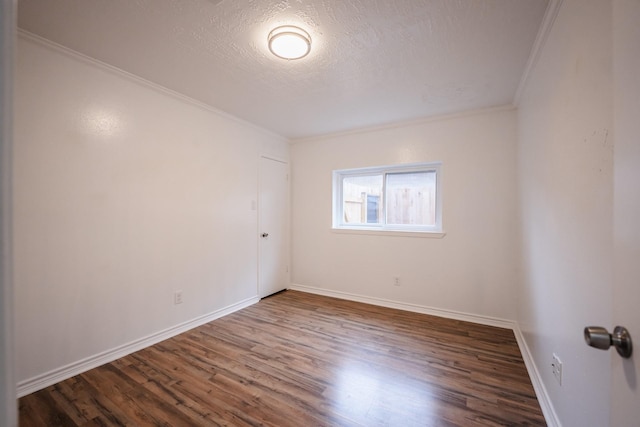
[332,162,444,237]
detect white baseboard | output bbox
[17,296,259,397]
[289,283,559,426]
[18,285,560,427]
[512,325,562,427]
[288,283,516,329]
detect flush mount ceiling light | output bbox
[268,25,311,60]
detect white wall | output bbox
[291,108,519,321]
[516,0,614,425]
[13,34,288,387]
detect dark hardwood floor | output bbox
[19,290,546,426]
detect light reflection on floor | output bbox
[329,359,439,425]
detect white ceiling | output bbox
[17,0,548,139]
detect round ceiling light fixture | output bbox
[268,25,311,60]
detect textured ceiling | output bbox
[17,0,548,139]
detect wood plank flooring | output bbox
[19,290,546,426]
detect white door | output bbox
[258,156,289,298]
[611,1,640,424]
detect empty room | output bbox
[1,0,639,426]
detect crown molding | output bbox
[514,0,565,105]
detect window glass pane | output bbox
[385,171,436,226]
[366,195,380,223]
[342,175,383,224]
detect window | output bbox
[333,162,443,235]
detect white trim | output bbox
[289,284,558,426]
[513,0,565,105]
[260,154,288,164]
[0,0,17,425]
[16,30,288,144]
[513,326,562,427]
[288,283,515,329]
[17,296,259,398]
[333,162,443,234]
[291,105,516,144]
[330,228,445,239]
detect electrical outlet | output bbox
[552,353,562,385]
[394,276,401,286]
[174,290,183,305]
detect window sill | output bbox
[331,228,446,239]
